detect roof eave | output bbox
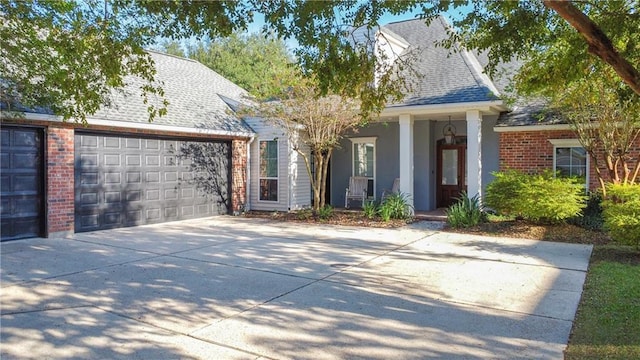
[2,111,255,139]
[380,100,507,117]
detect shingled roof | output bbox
[382,17,501,108]
[90,51,254,136]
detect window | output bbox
[550,139,588,187]
[350,137,376,198]
[259,140,278,201]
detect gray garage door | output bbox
[1,126,44,241]
[75,133,231,232]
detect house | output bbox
[0,51,309,241]
[328,17,640,211]
[330,17,508,210]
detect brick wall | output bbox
[46,126,75,236]
[499,129,640,190]
[231,139,248,213]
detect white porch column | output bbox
[399,114,414,212]
[466,110,482,198]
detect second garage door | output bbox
[75,133,231,232]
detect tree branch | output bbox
[543,0,640,95]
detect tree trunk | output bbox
[319,149,332,209]
[543,1,640,96]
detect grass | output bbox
[564,246,640,360]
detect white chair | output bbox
[345,176,369,208]
[381,178,400,202]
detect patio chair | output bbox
[381,178,400,202]
[345,176,369,208]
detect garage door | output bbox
[75,133,231,232]
[1,126,44,241]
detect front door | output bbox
[436,138,467,208]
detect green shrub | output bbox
[378,204,392,222]
[602,184,640,247]
[379,192,413,220]
[447,192,486,228]
[485,170,587,223]
[317,205,333,220]
[569,192,604,231]
[363,200,378,219]
[296,208,313,221]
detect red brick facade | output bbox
[2,118,250,237]
[46,126,75,236]
[499,129,640,190]
[231,139,247,213]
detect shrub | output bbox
[447,192,486,228]
[379,192,413,220]
[296,208,313,221]
[362,200,378,219]
[602,184,640,248]
[569,192,604,231]
[317,204,334,220]
[485,170,587,223]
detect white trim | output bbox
[460,50,501,97]
[381,100,506,117]
[349,137,377,200]
[378,28,410,48]
[493,124,572,132]
[245,135,256,211]
[258,139,279,202]
[549,139,582,147]
[3,111,254,138]
[551,139,589,189]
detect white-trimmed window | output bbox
[259,140,278,201]
[550,139,589,187]
[350,137,376,198]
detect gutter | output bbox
[4,112,255,139]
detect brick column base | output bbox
[231,139,248,214]
[47,127,75,237]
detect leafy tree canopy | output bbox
[2,1,639,122]
[174,33,298,101]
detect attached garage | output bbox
[0,126,45,241]
[75,132,231,232]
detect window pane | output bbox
[555,146,587,186]
[260,140,278,178]
[354,143,374,177]
[442,149,458,185]
[259,179,278,201]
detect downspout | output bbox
[245,134,256,212]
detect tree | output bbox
[0,0,168,123]
[184,33,297,100]
[4,1,639,123]
[249,80,363,210]
[556,70,640,194]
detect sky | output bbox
[244,4,472,51]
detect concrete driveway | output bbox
[1,217,591,359]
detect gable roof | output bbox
[89,51,254,136]
[3,51,255,137]
[382,17,501,108]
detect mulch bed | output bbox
[242,210,412,228]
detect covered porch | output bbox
[330,101,506,212]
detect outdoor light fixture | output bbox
[443,116,456,144]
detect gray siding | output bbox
[245,117,311,211]
[413,120,433,211]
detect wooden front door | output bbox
[436,138,467,208]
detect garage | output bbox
[1,126,45,241]
[75,132,231,232]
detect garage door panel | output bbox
[75,133,230,232]
[0,126,44,241]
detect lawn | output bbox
[564,246,640,360]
